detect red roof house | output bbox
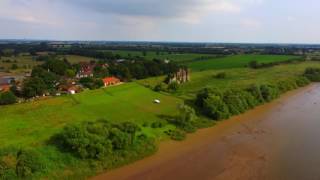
[0,85,10,92]
[102,77,121,87]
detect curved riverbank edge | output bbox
[91,83,317,180]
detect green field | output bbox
[0,83,182,147]
[1,53,318,179]
[101,50,219,63]
[140,61,320,99]
[59,55,96,64]
[0,55,41,71]
[186,54,299,71]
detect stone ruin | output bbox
[167,68,190,84]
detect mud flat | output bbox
[92,84,320,180]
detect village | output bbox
[0,53,185,105]
[0,62,121,93]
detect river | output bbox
[92,83,320,180]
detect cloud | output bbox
[63,0,256,19]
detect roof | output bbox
[0,85,10,92]
[103,77,120,84]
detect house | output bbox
[102,77,121,87]
[58,84,82,95]
[0,85,10,92]
[76,62,96,78]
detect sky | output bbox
[0,0,319,43]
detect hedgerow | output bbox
[195,76,310,121]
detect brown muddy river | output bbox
[92,83,320,180]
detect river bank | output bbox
[92,83,320,180]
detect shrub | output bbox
[54,121,143,160]
[195,88,223,108]
[295,76,310,87]
[214,72,227,79]
[276,80,298,93]
[153,83,166,92]
[223,89,250,115]
[175,104,197,133]
[79,77,104,90]
[304,67,320,82]
[16,149,44,178]
[151,121,166,128]
[167,82,179,92]
[246,84,265,104]
[203,95,230,120]
[260,84,280,102]
[165,129,186,141]
[0,91,17,105]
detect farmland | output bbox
[0,83,182,147]
[140,61,320,99]
[186,54,300,71]
[0,52,314,179]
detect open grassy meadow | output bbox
[0,83,182,147]
[186,54,299,71]
[0,55,41,71]
[139,61,320,99]
[101,50,219,63]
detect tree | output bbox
[203,95,230,120]
[248,60,259,69]
[0,91,17,105]
[22,77,47,98]
[79,77,103,90]
[11,64,18,70]
[175,104,197,132]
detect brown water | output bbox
[92,84,320,180]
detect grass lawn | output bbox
[186,54,300,71]
[139,61,320,99]
[0,83,182,147]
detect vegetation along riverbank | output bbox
[1,59,320,179]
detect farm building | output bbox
[102,77,121,87]
[76,62,96,78]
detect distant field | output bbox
[0,83,182,147]
[0,55,41,71]
[60,55,96,64]
[101,50,219,63]
[139,61,320,99]
[186,54,300,71]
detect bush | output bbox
[295,76,310,87]
[195,88,223,108]
[165,129,186,141]
[16,149,44,178]
[223,89,249,115]
[203,95,230,120]
[304,67,320,82]
[167,82,179,92]
[79,77,104,90]
[214,72,227,79]
[260,84,280,102]
[151,121,166,128]
[0,91,17,105]
[276,80,298,93]
[174,104,198,133]
[153,83,166,92]
[54,120,142,160]
[0,160,17,179]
